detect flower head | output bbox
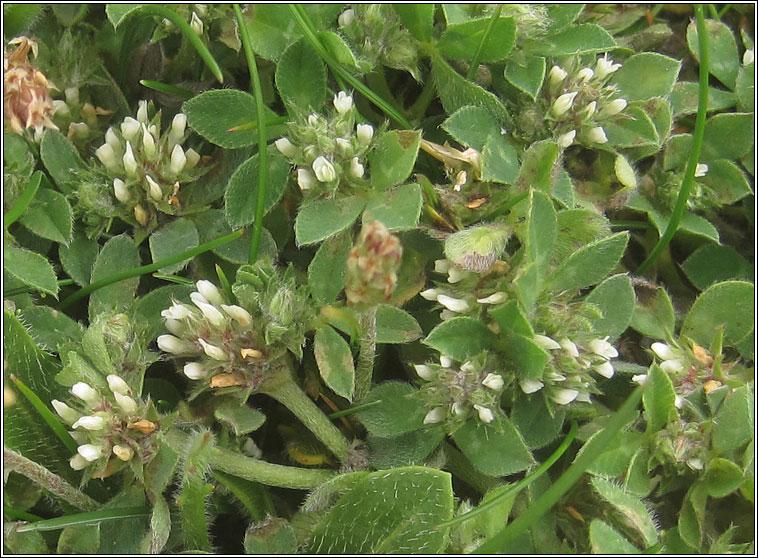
[333,91,353,114]
[595,54,622,80]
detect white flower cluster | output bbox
[415,355,503,426]
[50,86,112,143]
[546,54,628,148]
[51,375,153,471]
[93,100,201,226]
[275,91,374,196]
[520,334,619,405]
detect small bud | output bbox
[72,415,105,431]
[221,304,252,326]
[169,113,187,144]
[134,204,149,226]
[420,288,440,301]
[333,91,353,114]
[297,168,317,191]
[52,400,80,423]
[190,11,204,35]
[434,259,450,274]
[674,395,684,409]
[95,143,119,172]
[482,373,504,390]
[162,302,192,321]
[552,91,578,116]
[142,125,157,160]
[691,344,712,366]
[120,117,141,141]
[632,374,648,385]
[423,407,446,424]
[68,122,89,138]
[356,123,374,144]
[595,54,621,80]
[576,393,592,403]
[192,298,226,327]
[184,362,208,380]
[744,49,754,66]
[414,364,436,381]
[146,175,163,201]
[345,220,403,308]
[210,373,242,388]
[651,342,676,361]
[583,101,597,120]
[474,404,495,423]
[575,67,594,83]
[70,454,89,470]
[451,401,465,416]
[534,334,561,351]
[439,356,454,369]
[349,157,364,179]
[71,382,99,404]
[703,379,721,393]
[460,361,477,373]
[447,266,469,284]
[136,100,149,124]
[444,224,511,272]
[601,98,627,117]
[687,457,704,471]
[106,375,130,396]
[476,292,507,305]
[77,444,104,462]
[586,126,608,144]
[65,86,80,106]
[308,113,320,127]
[52,100,70,116]
[694,163,708,178]
[169,144,187,175]
[112,444,133,461]
[111,178,129,203]
[615,154,637,189]
[128,419,156,433]
[548,65,568,88]
[437,295,470,314]
[105,126,121,152]
[196,280,224,305]
[185,148,201,169]
[594,361,615,379]
[123,141,138,176]
[661,359,684,373]
[588,337,618,359]
[551,388,579,405]
[240,348,263,359]
[312,156,336,182]
[157,334,194,355]
[164,319,185,335]
[275,137,297,157]
[199,338,229,361]
[557,130,576,148]
[338,8,355,27]
[114,392,138,414]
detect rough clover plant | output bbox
[2,4,754,556]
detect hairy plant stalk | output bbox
[354,306,378,402]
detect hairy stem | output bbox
[354,306,378,402]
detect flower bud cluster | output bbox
[92,100,204,228]
[4,37,58,140]
[520,334,619,405]
[652,419,708,475]
[345,221,403,308]
[51,375,157,477]
[47,85,113,146]
[276,91,374,198]
[414,353,504,429]
[634,340,720,401]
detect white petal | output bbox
[114,393,138,414]
[534,334,561,351]
[184,362,208,380]
[414,364,436,381]
[112,444,134,461]
[440,356,454,369]
[661,359,684,373]
[482,373,504,390]
[651,342,676,361]
[423,407,446,424]
[594,361,615,379]
[106,375,130,395]
[77,444,104,462]
[69,454,89,470]
[437,295,470,313]
[559,338,579,357]
[221,304,252,326]
[198,338,228,361]
[420,288,440,301]
[551,388,579,405]
[476,292,507,305]
[71,382,99,404]
[52,400,80,423]
[72,415,105,431]
[474,404,495,423]
[195,280,224,305]
[520,379,544,394]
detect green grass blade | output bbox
[327,399,383,420]
[15,507,150,533]
[4,171,42,228]
[466,6,502,80]
[139,79,195,99]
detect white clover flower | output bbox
[588,337,618,359]
[440,356,454,369]
[333,91,353,114]
[297,168,316,191]
[437,294,471,313]
[661,359,684,373]
[420,288,441,301]
[198,338,228,361]
[192,298,226,327]
[146,175,163,202]
[743,49,754,66]
[121,116,141,141]
[434,259,451,274]
[356,123,374,144]
[476,292,507,305]
[113,178,129,203]
[169,113,187,144]
[414,364,436,381]
[106,375,130,396]
[552,91,578,116]
[694,163,709,178]
[95,143,119,172]
[78,444,104,462]
[162,302,192,321]
[583,101,597,120]
[559,338,580,358]
[142,125,157,159]
[190,11,204,35]
[52,400,80,423]
[183,362,208,380]
[312,156,336,182]
[196,280,224,305]
[112,444,134,462]
[136,100,149,124]
[69,453,89,470]
[423,406,446,424]
[575,67,594,83]
[594,361,615,379]
[474,404,495,423]
[185,148,200,169]
[482,373,504,390]
[587,126,608,144]
[557,130,576,148]
[349,157,364,179]
[548,65,568,87]
[157,334,193,355]
[338,8,355,27]
[520,379,544,394]
[71,382,100,404]
[651,342,677,361]
[164,318,185,336]
[123,141,138,176]
[169,144,187,175]
[105,126,122,152]
[551,388,579,405]
[600,98,627,117]
[447,266,469,284]
[595,54,622,80]
[534,334,561,351]
[114,392,138,414]
[221,304,252,326]
[275,137,297,157]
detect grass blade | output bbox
[15,507,150,533]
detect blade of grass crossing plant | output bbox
[637,5,708,275]
[4,278,74,298]
[15,508,150,533]
[233,3,268,265]
[474,386,645,553]
[9,375,78,454]
[60,230,242,309]
[328,399,383,420]
[4,171,42,228]
[436,421,578,529]
[215,264,235,303]
[466,6,502,80]
[228,116,288,133]
[139,79,195,100]
[4,506,44,522]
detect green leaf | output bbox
[294,195,366,246]
[585,430,644,477]
[59,234,99,286]
[224,148,291,228]
[681,243,753,291]
[244,518,298,554]
[701,112,755,162]
[105,4,143,27]
[191,209,277,265]
[214,399,266,436]
[423,317,498,362]
[584,274,635,338]
[363,183,422,231]
[442,106,502,151]
[626,192,720,242]
[307,466,454,553]
[698,159,752,205]
[3,4,46,37]
[52,4,89,26]
[317,30,364,71]
[368,427,445,470]
[711,385,754,454]
[308,230,352,304]
[18,305,85,352]
[517,140,560,192]
[88,234,141,322]
[736,63,754,112]
[367,130,421,190]
[523,189,557,281]
[643,365,678,433]
[504,56,546,100]
[314,325,355,401]
[611,53,681,101]
[58,525,100,554]
[511,395,565,449]
[4,132,35,177]
[183,89,278,149]
[140,495,170,554]
[357,382,427,437]
[489,299,534,338]
[605,106,660,148]
[687,19,740,90]
[375,305,422,344]
[432,54,509,123]
[129,284,193,344]
[681,281,754,348]
[275,38,326,113]
[452,415,534,477]
[4,243,58,297]
[438,16,516,63]
[393,4,434,41]
[546,4,585,30]
[148,218,199,274]
[589,519,640,553]
[481,135,520,184]
[39,130,87,195]
[545,232,629,293]
[502,331,551,382]
[98,487,150,554]
[704,457,745,498]
[533,23,616,55]
[671,82,737,117]
[590,476,659,547]
[244,4,302,60]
